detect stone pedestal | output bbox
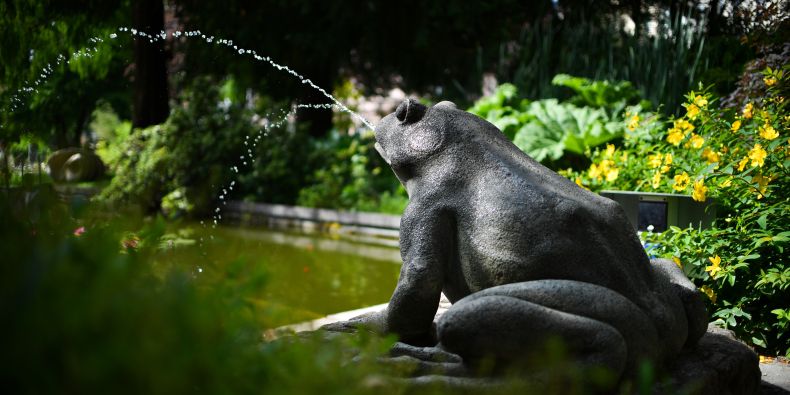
[657,324,761,395]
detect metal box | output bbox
[599,190,716,232]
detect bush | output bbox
[468,77,650,169]
[296,129,407,214]
[99,77,321,217]
[564,66,789,356]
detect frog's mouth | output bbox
[374,142,391,165]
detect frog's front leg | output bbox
[436,280,660,379]
[320,202,451,341]
[385,201,454,343]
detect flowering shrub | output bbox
[563,66,789,356]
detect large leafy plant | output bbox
[512,99,623,163]
[468,75,650,167]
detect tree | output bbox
[0,0,132,148]
[131,0,169,128]
[174,0,551,136]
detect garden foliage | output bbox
[296,130,407,214]
[562,67,789,356]
[468,75,647,168]
[98,77,319,217]
[95,75,407,217]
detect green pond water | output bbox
[160,224,402,327]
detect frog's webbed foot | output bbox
[390,342,462,363]
[320,310,387,334]
[436,280,661,380]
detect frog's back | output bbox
[443,126,652,301]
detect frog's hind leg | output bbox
[436,280,660,379]
[650,258,708,348]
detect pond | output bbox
[159,224,401,328]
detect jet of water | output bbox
[8,27,376,131]
[6,27,378,235]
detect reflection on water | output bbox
[162,224,401,327]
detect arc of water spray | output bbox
[7,27,376,234]
[8,27,376,131]
[209,103,341,228]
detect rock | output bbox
[63,153,104,182]
[760,358,790,395]
[47,148,82,181]
[48,148,105,182]
[656,324,761,395]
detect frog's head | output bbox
[374,99,457,186]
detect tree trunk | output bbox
[1,141,9,193]
[54,113,80,148]
[132,0,169,128]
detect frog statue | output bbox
[323,99,708,381]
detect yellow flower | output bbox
[664,153,673,166]
[674,119,695,133]
[588,163,602,181]
[627,114,640,131]
[620,151,629,162]
[575,177,584,187]
[753,173,774,199]
[764,76,777,86]
[667,128,684,146]
[699,285,717,303]
[594,159,618,182]
[737,156,749,171]
[692,179,708,202]
[743,102,753,119]
[648,153,663,168]
[702,148,720,164]
[759,123,779,140]
[760,355,776,364]
[689,134,705,149]
[673,172,690,191]
[731,120,741,132]
[719,177,733,188]
[606,167,619,182]
[605,144,616,158]
[660,165,671,174]
[694,95,708,107]
[705,255,722,278]
[672,256,682,268]
[686,103,700,119]
[749,144,767,167]
[651,171,662,189]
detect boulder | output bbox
[48,148,105,182]
[657,324,761,395]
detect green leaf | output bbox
[513,99,623,162]
[773,232,790,242]
[757,215,767,230]
[738,254,761,262]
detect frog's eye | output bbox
[434,101,457,110]
[395,99,427,125]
